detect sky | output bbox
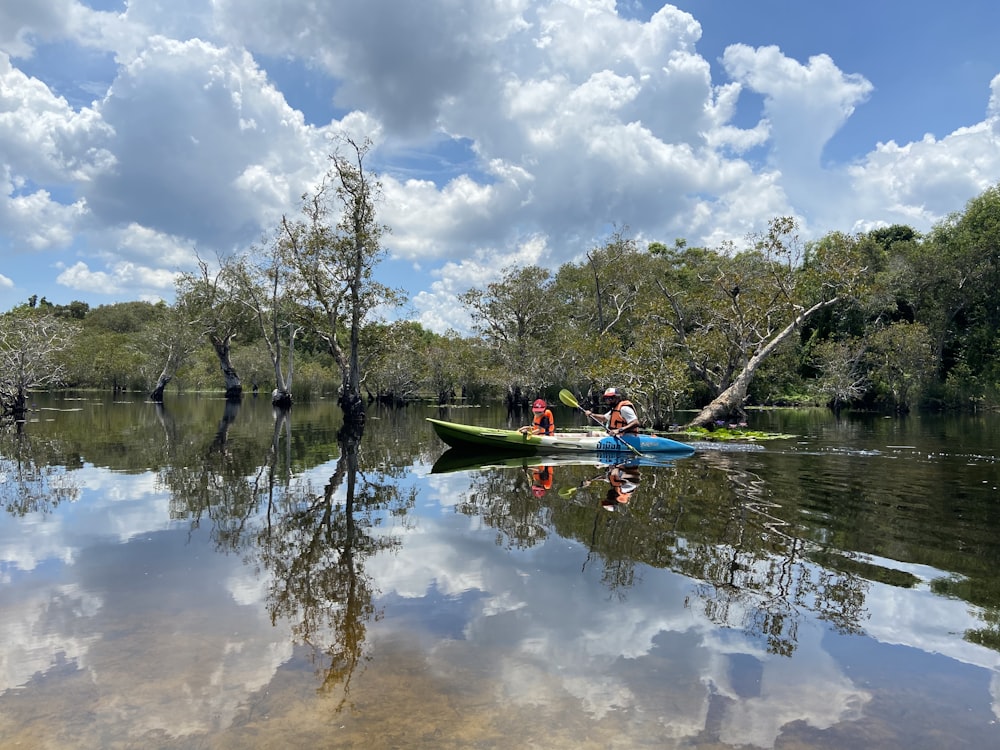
[2,0,999,334]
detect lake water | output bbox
[1,394,999,749]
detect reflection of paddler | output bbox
[530,465,554,497]
[601,464,641,510]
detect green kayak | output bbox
[430,448,689,474]
[427,418,694,456]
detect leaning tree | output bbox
[174,255,255,401]
[650,218,872,428]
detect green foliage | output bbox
[7,181,1000,416]
[673,425,797,441]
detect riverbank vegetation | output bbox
[3,182,999,427]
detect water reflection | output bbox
[1,398,999,748]
[256,420,415,704]
[0,426,80,517]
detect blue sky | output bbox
[2,1,999,333]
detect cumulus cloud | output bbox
[55,259,178,298]
[0,0,998,330]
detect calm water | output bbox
[1,394,999,749]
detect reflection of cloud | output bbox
[859,565,1000,722]
[369,517,871,747]
[0,463,295,742]
[0,583,102,692]
[0,533,293,741]
[0,465,173,572]
[713,624,869,748]
[993,671,1000,721]
[862,562,1000,674]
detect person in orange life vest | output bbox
[581,462,642,510]
[529,465,554,497]
[609,464,641,502]
[518,399,555,435]
[584,387,639,437]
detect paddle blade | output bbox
[558,389,580,409]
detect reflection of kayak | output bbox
[427,418,694,456]
[430,448,688,474]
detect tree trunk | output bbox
[4,388,28,421]
[270,326,298,408]
[210,334,242,401]
[340,238,366,426]
[211,400,242,453]
[149,370,171,403]
[687,297,840,428]
[339,390,366,425]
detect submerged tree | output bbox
[284,135,402,424]
[0,310,76,420]
[147,304,200,402]
[227,242,299,408]
[175,256,254,401]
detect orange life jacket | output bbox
[531,465,553,489]
[609,400,638,434]
[607,466,640,504]
[531,409,555,435]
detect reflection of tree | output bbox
[258,423,414,704]
[451,452,874,657]
[0,426,80,516]
[675,452,870,656]
[159,400,270,551]
[456,465,551,550]
[161,405,417,700]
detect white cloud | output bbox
[0,1,998,329]
[55,259,178,298]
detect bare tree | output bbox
[0,311,76,420]
[147,306,200,402]
[226,245,300,408]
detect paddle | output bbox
[558,389,643,457]
[557,468,611,498]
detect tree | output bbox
[175,255,255,400]
[809,336,870,412]
[226,242,300,407]
[865,322,935,412]
[652,218,869,427]
[284,135,402,424]
[911,185,1000,395]
[460,265,555,408]
[146,305,200,402]
[0,311,77,420]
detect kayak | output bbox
[427,417,694,456]
[431,448,689,474]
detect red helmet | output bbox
[531,485,547,497]
[532,399,547,412]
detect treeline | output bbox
[3,183,999,426]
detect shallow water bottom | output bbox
[2,631,997,750]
